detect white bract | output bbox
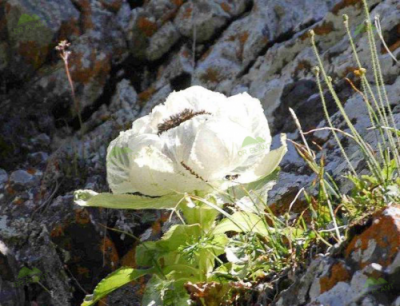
[107,86,286,197]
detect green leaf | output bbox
[136,225,201,268]
[142,275,191,306]
[180,198,220,230]
[159,224,202,251]
[212,212,271,236]
[354,23,376,36]
[74,190,184,210]
[81,267,151,306]
[17,267,43,283]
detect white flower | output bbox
[107,86,286,197]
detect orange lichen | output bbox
[75,208,91,225]
[200,48,213,61]
[99,0,123,12]
[18,41,49,69]
[239,31,250,46]
[27,168,36,175]
[121,245,137,268]
[319,262,351,293]
[6,186,16,195]
[51,225,65,238]
[138,87,157,106]
[101,237,119,267]
[75,0,94,30]
[199,67,222,84]
[57,18,81,39]
[221,3,232,13]
[313,21,335,36]
[172,0,184,6]
[332,0,362,15]
[345,205,400,269]
[182,5,193,20]
[69,51,111,86]
[137,16,158,37]
[293,60,312,75]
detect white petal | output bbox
[106,129,141,194]
[237,134,287,184]
[187,118,249,182]
[146,86,226,134]
[128,140,210,196]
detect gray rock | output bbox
[28,152,49,166]
[174,0,249,43]
[146,21,180,61]
[0,169,8,185]
[31,134,51,147]
[1,0,80,80]
[9,170,35,188]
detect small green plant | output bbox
[287,0,399,266]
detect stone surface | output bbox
[276,205,400,306]
[0,0,399,305]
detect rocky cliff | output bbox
[0,0,399,305]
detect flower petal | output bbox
[187,118,249,182]
[236,134,287,184]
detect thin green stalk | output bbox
[360,1,400,167]
[310,31,384,182]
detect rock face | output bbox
[0,0,399,305]
[276,205,400,306]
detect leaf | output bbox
[81,267,151,306]
[159,224,202,251]
[354,23,376,36]
[180,197,220,231]
[142,275,191,306]
[136,225,201,268]
[142,275,164,306]
[74,190,184,210]
[212,212,271,236]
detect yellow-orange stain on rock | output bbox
[221,3,232,13]
[200,67,222,84]
[138,17,158,37]
[51,224,65,238]
[182,5,193,19]
[171,0,184,6]
[294,60,312,75]
[69,51,111,86]
[101,237,120,267]
[332,0,362,15]
[319,262,351,293]
[121,245,137,268]
[18,41,49,69]
[75,208,91,225]
[345,205,400,269]
[313,21,335,36]
[138,87,156,107]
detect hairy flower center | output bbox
[157,108,211,135]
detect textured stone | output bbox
[174,0,249,43]
[9,170,35,188]
[0,0,80,81]
[276,205,400,306]
[0,0,399,305]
